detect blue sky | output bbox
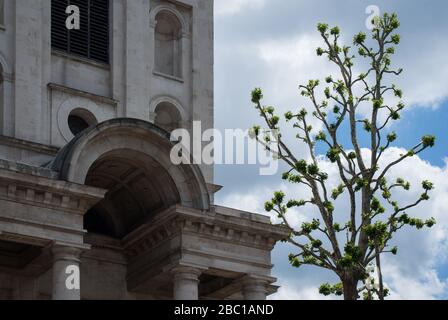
[213,0,448,299]
[395,106,448,167]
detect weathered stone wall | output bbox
[0,0,214,184]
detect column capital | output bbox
[51,244,83,263]
[242,275,271,285]
[171,266,203,281]
[171,265,206,300]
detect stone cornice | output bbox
[48,82,118,106]
[0,136,59,156]
[178,206,290,248]
[0,165,106,214]
[0,230,52,248]
[0,159,58,179]
[123,205,290,258]
[213,205,271,224]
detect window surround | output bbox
[150,4,189,81]
[149,4,188,37]
[51,0,111,64]
[68,108,98,136]
[153,70,184,83]
[51,49,110,71]
[149,95,187,125]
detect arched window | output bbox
[154,11,182,78]
[154,101,181,132]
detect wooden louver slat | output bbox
[51,0,109,64]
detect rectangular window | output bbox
[51,0,110,64]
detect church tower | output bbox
[0,0,214,183]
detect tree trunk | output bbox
[358,188,372,253]
[342,276,359,300]
[375,244,385,300]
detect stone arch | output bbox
[149,96,187,131]
[50,119,210,238]
[150,4,187,35]
[151,6,185,78]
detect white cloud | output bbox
[398,38,448,109]
[219,192,266,214]
[255,32,448,120]
[384,264,447,300]
[215,0,267,16]
[217,11,448,126]
[220,182,310,230]
[255,33,335,109]
[272,283,334,300]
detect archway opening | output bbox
[83,150,181,239]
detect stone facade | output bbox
[0,0,288,300]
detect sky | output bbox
[213,0,448,299]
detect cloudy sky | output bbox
[213,0,448,299]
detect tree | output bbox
[250,13,436,300]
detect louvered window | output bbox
[51,0,109,64]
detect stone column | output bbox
[243,276,269,300]
[51,245,82,300]
[172,266,202,300]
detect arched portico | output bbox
[50,118,210,238]
[38,119,287,300]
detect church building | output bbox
[0,0,288,300]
